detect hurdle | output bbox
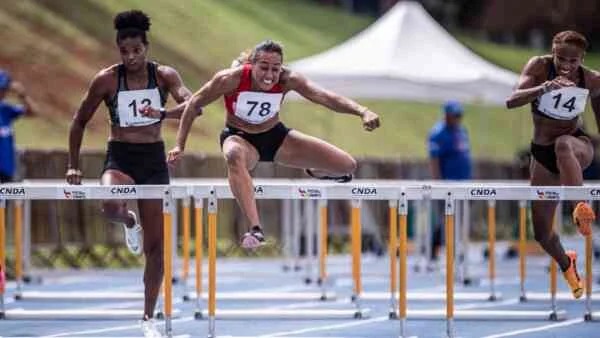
[516,199,599,320]
[396,184,600,338]
[198,183,382,338]
[0,184,178,334]
[184,195,337,306]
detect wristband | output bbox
[159,107,167,121]
[67,168,82,176]
[541,82,551,94]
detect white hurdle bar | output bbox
[2,180,598,338]
[0,184,178,333]
[399,184,600,337]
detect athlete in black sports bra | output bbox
[65,10,192,333]
[506,30,600,299]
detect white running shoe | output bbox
[123,211,143,255]
[141,318,162,337]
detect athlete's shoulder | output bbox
[582,66,600,97]
[281,67,307,90]
[155,63,177,76]
[89,64,119,91]
[154,63,183,85]
[213,66,243,94]
[522,55,549,74]
[97,64,119,77]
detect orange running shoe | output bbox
[572,202,594,236]
[563,250,584,299]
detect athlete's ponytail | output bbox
[231,49,252,68]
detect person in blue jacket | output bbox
[427,100,472,262]
[0,69,38,183]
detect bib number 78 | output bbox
[246,100,272,117]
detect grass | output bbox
[3,1,600,161]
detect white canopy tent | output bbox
[289,1,518,105]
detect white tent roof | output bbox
[288,1,518,105]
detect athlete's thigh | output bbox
[530,159,560,186]
[101,169,135,207]
[222,135,259,170]
[274,130,352,169]
[101,169,135,185]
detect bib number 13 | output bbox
[552,93,576,112]
[128,98,151,117]
[246,100,272,117]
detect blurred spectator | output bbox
[427,100,472,262]
[0,69,38,183]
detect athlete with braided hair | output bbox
[507,30,600,299]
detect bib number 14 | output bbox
[551,93,576,112]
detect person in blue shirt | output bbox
[427,100,472,262]
[0,69,38,183]
[428,100,472,181]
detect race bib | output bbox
[116,88,161,127]
[234,91,282,124]
[538,86,589,120]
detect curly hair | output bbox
[114,10,151,45]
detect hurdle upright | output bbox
[0,183,180,332]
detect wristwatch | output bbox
[159,107,167,121]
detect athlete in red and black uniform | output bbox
[66,10,192,335]
[506,30,600,299]
[168,40,380,249]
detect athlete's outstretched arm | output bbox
[67,72,107,184]
[168,69,239,163]
[287,71,380,131]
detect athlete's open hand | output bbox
[167,146,184,166]
[361,109,380,132]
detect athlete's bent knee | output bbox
[555,136,574,159]
[224,146,247,169]
[341,157,357,174]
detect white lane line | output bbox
[256,290,522,337]
[480,318,585,338]
[45,316,194,337]
[42,336,190,338]
[256,316,389,337]
[454,299,519,310]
